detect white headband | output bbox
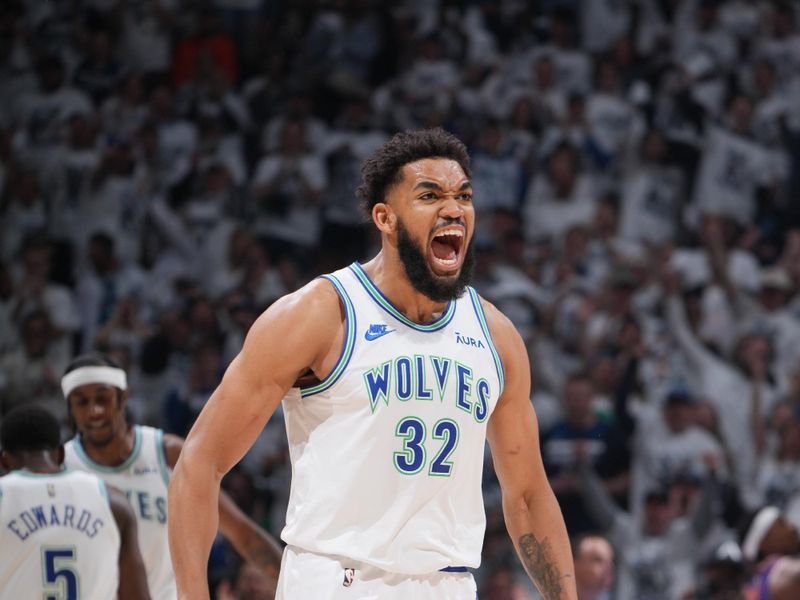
[742,506,780,561]
[61,366,128,398]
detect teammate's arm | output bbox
[168,280,343,599]
[163,434,282,578]
[107,484,152,600]
[483,300,577,600]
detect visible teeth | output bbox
[435,256,458,265]
[435,228,463,238]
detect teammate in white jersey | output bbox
[0,404,151,599]
[169,128,577,599]
[60,353,283,600]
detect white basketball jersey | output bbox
[64,425,175,600]
[0,469,120,599]
[281,263,504,574]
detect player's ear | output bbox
[373,202,397,234]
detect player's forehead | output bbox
[68,382,120,400]
[399,158,470,191]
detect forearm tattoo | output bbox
[518,533,567,600]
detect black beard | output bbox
[396,219,475,302]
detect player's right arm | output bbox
[107,485,151,600]
[168,280,344,599]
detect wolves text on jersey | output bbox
[363,355,491,423]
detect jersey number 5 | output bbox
[42,547,79,600]
[394,417,460,476]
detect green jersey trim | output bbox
[468,287,505,395]
[349,262,456,332]
[300,274,357,398]
[73,425,143,473]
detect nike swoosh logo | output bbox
[364,328,395,341]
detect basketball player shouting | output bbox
[169,129,576,599]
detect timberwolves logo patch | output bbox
[343,568,355,587]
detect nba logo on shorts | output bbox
[343,568,355,587]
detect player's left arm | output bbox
[163,434,283,578]
[483,299,577,600]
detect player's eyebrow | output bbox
[413,180,472,191]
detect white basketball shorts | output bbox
[275,545,478,599]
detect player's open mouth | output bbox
[86,421,110,432]
[429,226,464,274]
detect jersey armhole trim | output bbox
[300,274,357,398]
[74,426,143,473]
[468,287,505,395]
[98,479,110,506]
[155,429,170,485]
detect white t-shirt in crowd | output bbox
[692,125,774,226]
[523,174,596,242]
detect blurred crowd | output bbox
[2,0,800,598]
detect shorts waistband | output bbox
[286,545,470,576]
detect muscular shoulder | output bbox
[473,293,531,402]
[474,293,525,360]
[227,276,346,392]
[250,277,344,341]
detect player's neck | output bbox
[360,252,450,324]
[81,423,136,467]
[16,452,62,474]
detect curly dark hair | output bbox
[356,128,471,218]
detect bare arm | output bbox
[705,222,739,309]
[107,485,151,600]
[666,294,719,374]
[484,300,577,600]
[576,463,620,533]
[163,435,283,579]
[168,280,344,599]
[688,472,719,539]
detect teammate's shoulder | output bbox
[69,469,113,495]
[136,423,166,439]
